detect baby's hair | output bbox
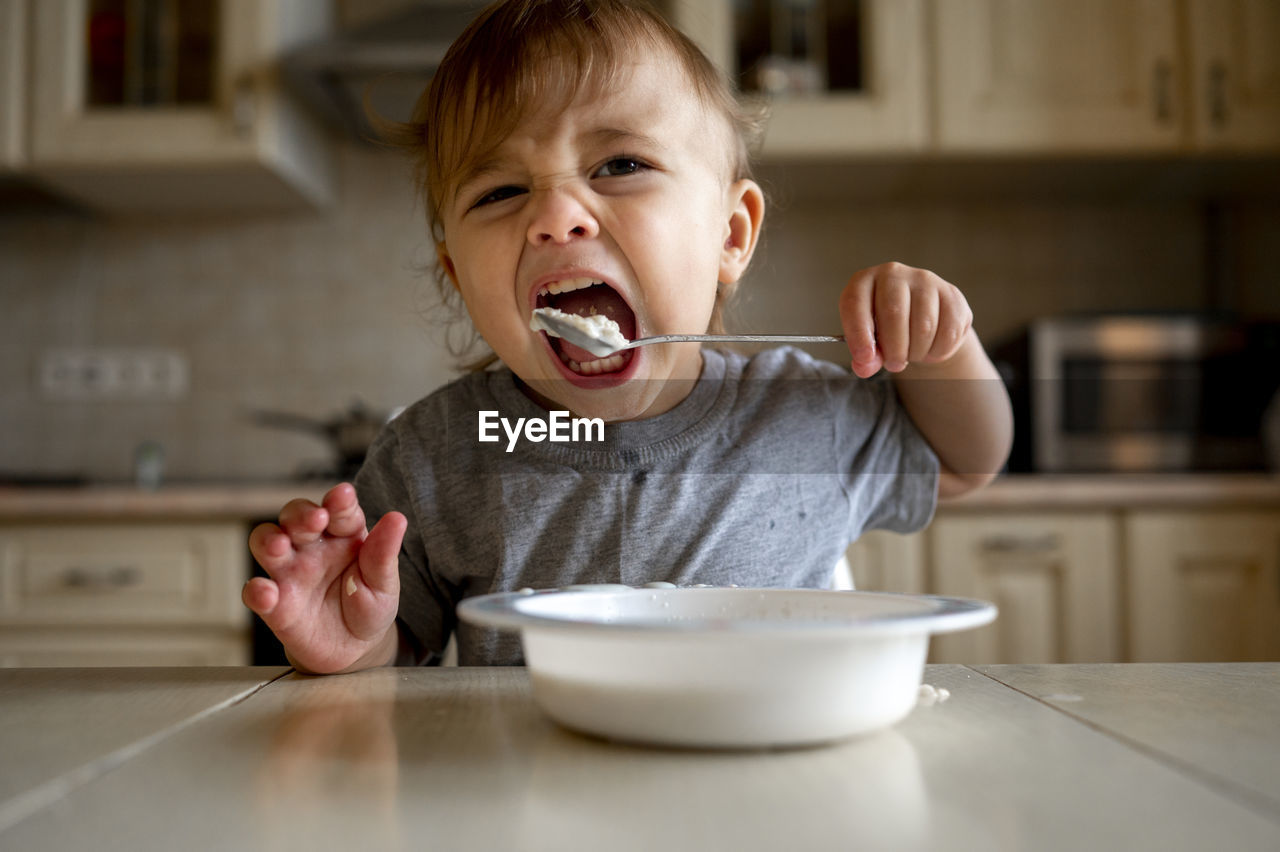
[379,0,765,367]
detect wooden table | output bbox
[1,664,1277,850]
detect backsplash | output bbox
[1,144,1276,483]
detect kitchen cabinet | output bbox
[932,0,1185,152]
[0,521,251,666]
[668,0,1280,159]
[1185,0,1280,151]
[27,0,335,213]
[1127,510,1280,662]
[932,0,1280,153]
[0,0,27,169]
[927,512,1122,664]
[663,0,929,156]
[845,529,926,594]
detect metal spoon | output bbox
[532,309,845,359]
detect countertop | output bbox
[1,474,1278,520]
[0,664,1277,850]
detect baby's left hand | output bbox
[838,262,973,379]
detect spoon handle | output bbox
[627,334,845,348]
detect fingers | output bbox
[277,497,330,545]
[840,263,971,375]
[906,284,940,364]
[873,271,911,372]
[242,575,280,616]
[248,485,368,575]
[924,282,973,363]
[322,483,367,539]
[248,521,294,573]
[839,270,881,378]
[341,511,407,640]
[347,511,407,599]
[242,485,398,670]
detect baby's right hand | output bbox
[243,483,406,674]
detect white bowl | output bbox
[457,586,996,749]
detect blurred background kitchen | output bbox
[1,0,1278,667]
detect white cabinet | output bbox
[0,0,27,169]
[668,0,1280,157]
[1127,511,1280,662]
[0,522,251,666]
[927,513,1122,664]
[932,0,1184,152]
[665,0,929,156]
[1185,0,1280,151]
[27,0,335,212]
[922,503,1280,664]
[932,0,1280,154]
[845,529,926,594]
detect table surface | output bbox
[1,664,1277,851]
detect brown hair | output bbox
[379,0,765,366]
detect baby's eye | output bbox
[472,185,525,209]
[592,157,648,178]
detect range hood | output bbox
[282,1,487,140]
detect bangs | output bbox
[421,1,663,234]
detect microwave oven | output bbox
[994,315,1280,473]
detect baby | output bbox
[243,0,1013,672]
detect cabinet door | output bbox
[0,0,26,168]
[29,0,334,211]
[0,630,249,667]
[929,513,1121,664]
[0,523,249,628]
[667,0,929,156]
[1127,511,1280,662]
[932,0,1184,152]
[845,530,926,594]
[1186,0,1280,150]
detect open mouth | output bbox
[534,278,637,376]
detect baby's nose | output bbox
[527,190,600,245]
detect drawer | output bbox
[0,627,250,667]
[0,523,249,627]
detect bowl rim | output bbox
[457,587,996,638]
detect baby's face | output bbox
[436,52,760,421]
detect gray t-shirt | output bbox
[355,346,938,665]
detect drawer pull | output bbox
[1208,61,1228,127]
[1153,59,1174,123]
[62,566,142,590]
[979,534,1062,554]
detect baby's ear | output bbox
[436,242,461,291]
[719,179,764,285]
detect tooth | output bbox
[545,277,603,296]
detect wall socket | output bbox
[38,348,190,400]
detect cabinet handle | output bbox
[979,534,1062,554]
[62,566,142,590]
[232,78,256,137]
[1208,61,1228,127]
[1153,59,1174,123]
